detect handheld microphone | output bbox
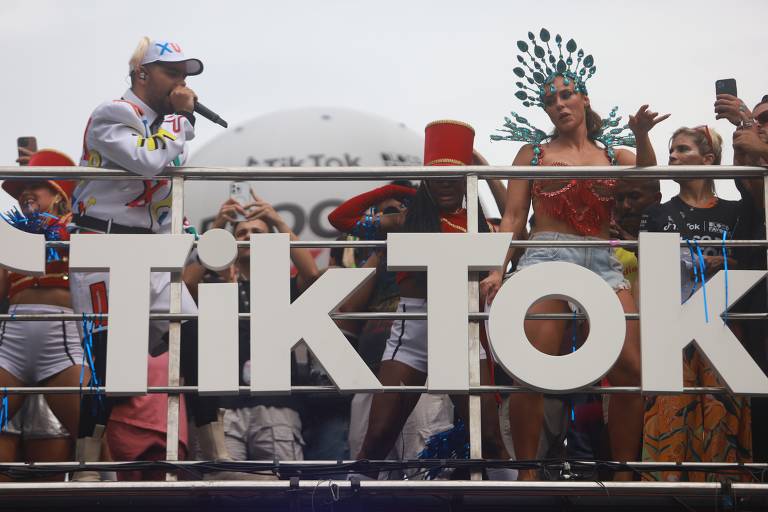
[194,101,228,128]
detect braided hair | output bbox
[402,181,490,234]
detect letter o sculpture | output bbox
[488,261,626,392]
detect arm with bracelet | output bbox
[327,184,416,238]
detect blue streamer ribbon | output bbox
[684,239,709,322]
[2,207,64,262]
[571,309,578,422]
[694,241,709,323]
[722,230,730,325]
[684,239,700,301]
[80,314,103,415]
[0,388,8,432]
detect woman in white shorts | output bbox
[328,121,515,480]
[0,150,86,465]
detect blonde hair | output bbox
[669,126,723,195]
[670,126,723,165]
[128,36,151,79]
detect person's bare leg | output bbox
[0,368,26,481]
[507,299,569,480]
[0,368,26,462]
[356,360,426,477]
[25,438,72,481]
[0,433,21,481]
[605,289,643,481]
[43,365,89,441]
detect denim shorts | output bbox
[516,231,630,292]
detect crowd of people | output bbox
[1,31,767,483]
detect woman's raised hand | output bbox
[628,105,670,136]
[212,198,248,229]
[247,189,289,231]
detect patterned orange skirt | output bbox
[642,346,752,482]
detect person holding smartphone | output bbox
[715,89,768,465]
[16,136,37,166]
[70,37,228,479]
[733,96,768,165]
[714,83,768,165]
[183,193,319,477]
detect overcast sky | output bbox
[1,0,766,211]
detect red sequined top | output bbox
[532,149,617,236]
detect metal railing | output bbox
[0,164,767,488]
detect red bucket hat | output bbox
[2,149,76,202]
[423,120,475,166]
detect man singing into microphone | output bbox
[70,37,228,479]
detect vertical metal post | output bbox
[165,175,184,481]
[465,174,483,480]
[764,173,768,280]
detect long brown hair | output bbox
[584,106,603,140]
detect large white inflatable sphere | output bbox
[185,107,424,240]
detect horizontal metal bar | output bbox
[336,311,767,321]
[0,164,766,181]
[0,479,764,498]
[1,459,765,470]
[0,385,741,395]
[40,238,768,249]
[6,311,767,322]
[0,312,609,321]
[279,239,386,248]
[331,312,642,320]
[0,459,768,470]
[241,238,768,248]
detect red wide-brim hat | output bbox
[424,120,475,166]
[2,149,76,201]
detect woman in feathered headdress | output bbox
[481,28,667,480]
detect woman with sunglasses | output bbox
[639,125,754,481]
[715,93,768,169]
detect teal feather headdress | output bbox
[493,28,636,163]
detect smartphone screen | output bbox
[17,136,37,166]
[229,181,252,221]
[715,79,737,97]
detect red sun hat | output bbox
[2,149,76,202]
[424,120,475,166]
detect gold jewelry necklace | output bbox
[440,216,467,233]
